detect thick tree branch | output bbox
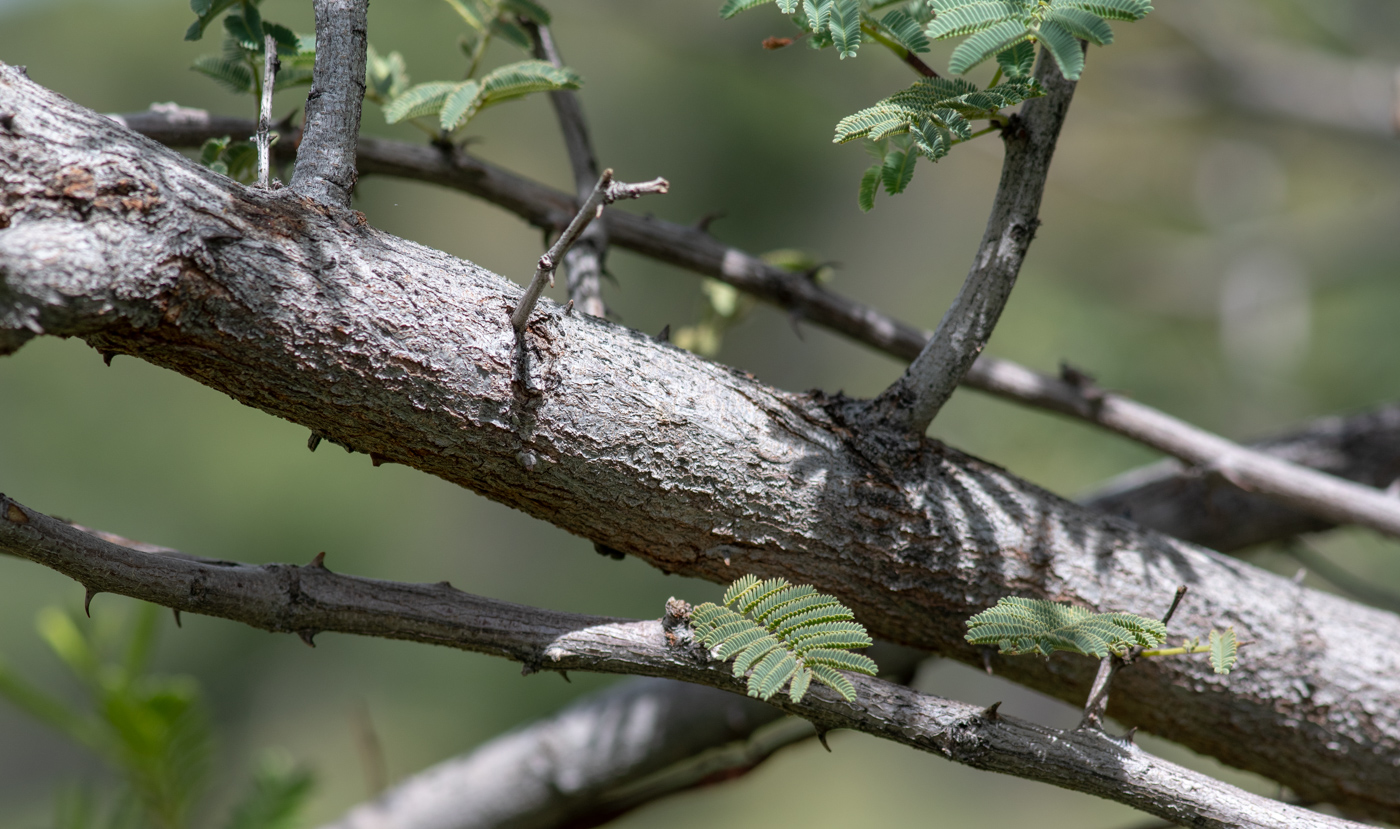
[289,0,368,206]
[1081,402,1400,551]
[108,107,1400,544]
[529,22,609,319]
[5,68,1400,819]
[0,498,1364,829]
[867,52,1077,433]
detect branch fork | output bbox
[510,169,668,333]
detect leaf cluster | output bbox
[964,596,1166,658]
[928,0,1153,80]
[690,575,878,703]
[0,603,314,829]
[188,1,315,98]
[372,0,580,138]
[198,136,260,184]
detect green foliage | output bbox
[198,136,259,183]
[690,575,877,703]
[880,9,930,53]
[964,597,1166,658]
[0,603,314,829]
[365,46,411,105]
[926,0,1152,79]
[188,2,315,103]
[1209,628,1238,674]
[222,755,315,829]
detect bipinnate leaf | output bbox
[383,81,459,125]
[191,56,254,95]
[881,9,931,54]
[995,40,1035,78]
[828,0,861,59]
[479,60,581,106]
[834,75,1039,162]
[927,0,1151,78]
[689,577,877,702]
[1034,19,1084,79]
[964,597,1166,658]
[439,80,483,132]
[1209,628,1237,675]
[186,0,243,41]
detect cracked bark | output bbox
[3,66,1399,820]
[0,500,1365,829]
[289,0,368,207]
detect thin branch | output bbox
[528,22,609,318]
[289,0,368,207]
[866,50,1078,434]
[0,498,1364,829]
[256,34,279,189]
[511,170,669,332]
[1080,586,1189,732]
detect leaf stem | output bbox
[859,22,939,78]
[1140,645,1212,658]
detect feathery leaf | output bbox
[882,146,917,194]
[1034,19,1085,79]
[880,9,931,53]
[965,597,1167,658]
[719,0,772,18]
[828,0,861,59]
[995,39,1036,78]
[191,56,254,95]
[858,165,880,212]
[439,80,483,132]
[1209,628,1238,675]
[383,81,459,125]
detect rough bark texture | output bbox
[289,0,368,207]
[1083,402,1400,551]
[3,66,1399,820]
[0,501,1366,829]
[870,54,1075,432]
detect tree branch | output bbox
[1081,402,1400,551]
[256,34,279,189]
[529,22,609,319]
[866,51,1077,433]
[289,0,368,207]
[5,68,1400,819]
[0,497,1365,829]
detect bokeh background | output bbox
[3,0,1399,826]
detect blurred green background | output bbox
[2,0,1399,825]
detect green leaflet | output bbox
[834,76,1041,161]
[222,757,314,829]
[366,46,410,104]
[1210,628,1238,675]
[964,597,1167,658]
[690,576,876,703]
[479,59,581,105]
[995,40,1036,78]
[394,61,582,131]
[191,56,254,94]
[719,0,771,18]
[926,0,1152,79]
[828,0,861,59]
[882,145,917,195]
[383,81,460,124]
[439,80,483,132]
[880,9,930,54]
[501,0,551,25]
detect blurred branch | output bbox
[1281,540,1400,617]
[1160,3,1400,138]
[1082,402,1400,552]
[289,0,368,206]
[866,52,1077,434]
[528,22,609,319]
[109,105,1400,541]
[0,497,1361,829]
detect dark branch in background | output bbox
[109,107,1400,544]
[866,52,1077,434]
[529,22,609,318]
[0,498,1364,829]
[289,0,368,206]
[322,645,924,829]
[1081,402,1400,552]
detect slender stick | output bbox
[116,108,1400,542]
[256,34,279,189]
[1080,586,1189,731]
[529,22,609,318]
[510,170,668,333]
[0,499,1364,829]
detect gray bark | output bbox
[289,0,368,207]
[3,65,1399,820]
[870,52,1077,433]
[0,500,1366,829]
[1083,402,1400,551]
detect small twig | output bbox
[1081,586,1188,731]
[256,33,279,189]
[511,170,668,333]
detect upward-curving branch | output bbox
[289,0,368,207]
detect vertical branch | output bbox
[256,34,279,189]
[289,0,369,207]
[529,22,609,318]
[867,49,1079,434]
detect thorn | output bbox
[1161,585,1189,626]
[557,670,571,683]
[298,629,318,647]
[172,608,182,628]
[655,324,671,343]
[307,551,328,570]
[100,350,117,366]
[369,452,391,467]
[815,728,833,752]
[521,661,539,677]
[307,432,322,452]
[564,299,574,316]
[694,210,725,232]
[4,499,29,524]
[437,580,454,590]
[982,701,1002,720]
[593,542,626,561]
[84,587,99,617]
[1121,726,1138,744]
